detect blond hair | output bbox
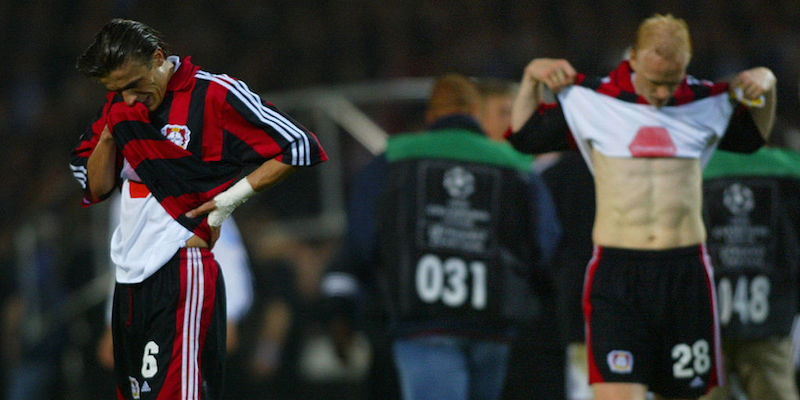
[425,73,480,124]
[634,13,692,62]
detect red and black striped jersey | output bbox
[70,56,327,242]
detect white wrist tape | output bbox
[208,178,256,227]
[732,86,765,108]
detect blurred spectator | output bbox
[320,73,560,400]
[473,77,568,399]
[228,236,301,400]
[233,226,353,400]
[700,143,800,400]
[536,151,597,400]
[474,77,517,141]
[2,215,70,400]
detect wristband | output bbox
[732,86,765,108]
[207,178,255,227]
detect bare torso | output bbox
[591,148,706,249]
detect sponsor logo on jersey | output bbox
[607,350,633,374]
[142,381,152,393]
[443,166,475,200]
[161,124,192,149]
[690,376,705,388]
[722,182,754,216]
[129,376,141,399]
[628,126,676,157]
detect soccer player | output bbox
[508,13,775,400]
[69,19,326,399]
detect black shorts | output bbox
[112,247,226,400]
[583,245,722,398]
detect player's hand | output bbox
[100,124,113,142]
[731,67,776,100]
[187,178,255,228]
[524,58,577,94]
[185,200,221,248]
[185,199,216,220]
[209,224,220,249]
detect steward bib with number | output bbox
[378,129,541,328]
[703,148,800,338]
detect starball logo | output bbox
[722,182,755,216]
[443,166,475,200]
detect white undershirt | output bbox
[106,182,254,319]
[557,85,734,173]
[110,178,193,283]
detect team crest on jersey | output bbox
[723,183,754,216]
[161,124,192,149]
[443,166,475,200]
[607,350,633,373]
[628,126,676,157]
[129,376,141,399]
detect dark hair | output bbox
[76,19,170,78]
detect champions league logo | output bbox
[722,183,755,216]
[443,166,475,200]
[161,124,192,149]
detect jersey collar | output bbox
[594,60,725,106]
[166,55,199,92]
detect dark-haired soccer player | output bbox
[70,18,326,400]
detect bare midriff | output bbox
[591,149,706,249]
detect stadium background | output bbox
[1,1,799,399]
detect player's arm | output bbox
[730,66,777,140]
[185,159,296,225]
[86,125,119,201]
[508,58,577,154]
[70,98,121,205]
[185,77,326,227]
[512,58,576,131]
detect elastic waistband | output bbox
[179,246,213,256]
[596,244,704,259]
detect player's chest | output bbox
[148,91,212,155]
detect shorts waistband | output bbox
[596,244,704,259]
[179,246,213,257]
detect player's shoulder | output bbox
[194,69,264,104]
[194,69,247,90]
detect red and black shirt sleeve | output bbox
[197,71,327,168]
[717,104,764,153]
[69,93,123,207]
[507,101,575,154]
[506,74,593,155]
